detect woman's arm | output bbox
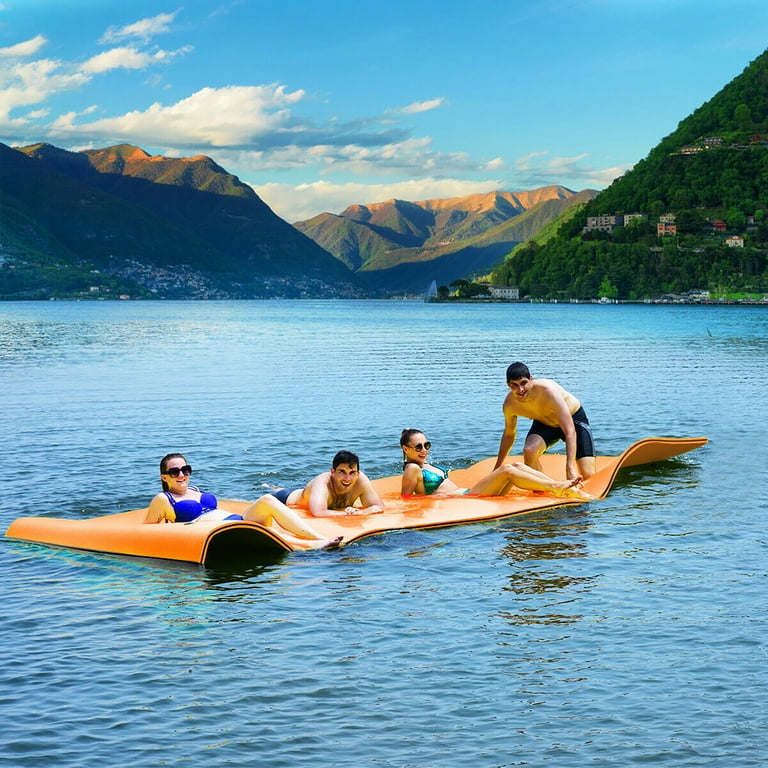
[401,464,424,496]
[145,493,174,524]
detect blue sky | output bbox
[2,1,768,222]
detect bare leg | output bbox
[523,434,547,471]
[244,495,343,549]
[469,462,594,500]
[577,456,596,479]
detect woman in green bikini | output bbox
[399,428,593,499]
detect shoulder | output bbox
[307,472,330,491]
[535,379,562,397]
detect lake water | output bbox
[1,300,766,767]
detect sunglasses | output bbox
[164,465,192,478]
[409,442,431,452]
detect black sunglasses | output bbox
[164,465,192,478]
[409,442,431,452]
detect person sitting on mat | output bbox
[145,453,342,549]
[264,449,385,517]
[495,361,595,482]
[400,429,593,500]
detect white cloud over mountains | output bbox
[0,9,625,220]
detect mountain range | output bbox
[5,48,768,301]
[293,188,596,293]
[0,140,593,300]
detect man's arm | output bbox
[355,473,385,514]
[305,474,336,517]
[494,408,518,469]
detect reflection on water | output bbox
[495,509,595,626]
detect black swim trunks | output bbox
[526,406,594,459]
[270,487,303,505]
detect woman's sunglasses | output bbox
[164,465,192,478]
[409,442,431,452]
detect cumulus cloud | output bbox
[50,84,308,146]
[0,58,90,122]
[0,34,47,57]
[47,85,499,182]
[0,15,188,129]
[81,45,191,74]
[100,12,178,44]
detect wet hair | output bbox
[506,361,531,382]
[159,452,186,491]
[332,449,359,470]
[400,428,424,448]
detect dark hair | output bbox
[400,428,424,448]
[506,361,531,382]
[159,452,186,491]
[332,450,359,469]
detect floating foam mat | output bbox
[5,437,707,564]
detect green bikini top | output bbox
[405,462,449,494]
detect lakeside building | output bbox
[488,285,520,300]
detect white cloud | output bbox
[0,34,47,57]
[47,85,500,181]
[511,149,631,190]
[396,98,445,115]
[0,58,89,121]
[100,12,178,44]
[514,150,549,171]
[50,84,306,146]
[81,45,191,74]
[0,23,188,129]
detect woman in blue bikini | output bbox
[399,429,592,499]
[144,453,342,549]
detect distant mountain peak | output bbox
[295,185,593,292]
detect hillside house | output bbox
[584,214,624,233]
[657,222,677,236]
[659,213,676,224]
[726,235,744,248]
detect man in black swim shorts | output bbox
[495,362,595,482]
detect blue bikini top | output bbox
[164,487,218,523]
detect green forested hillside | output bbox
[0,143,361,299]
[491,50,768,301]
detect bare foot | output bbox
[563,486,595,501]
[313,535,343,550]
[551,479,594,500]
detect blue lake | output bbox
[1,300,766,767]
